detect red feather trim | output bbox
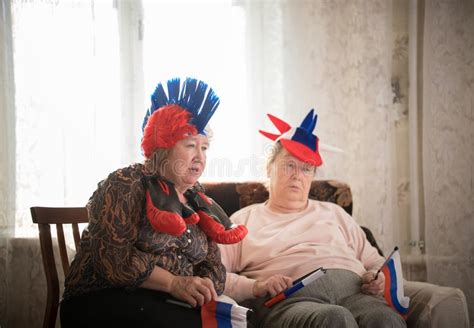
[146,191,186,236]
[142,104,198,157]
[183,212,200,225]
[158,180,170,195]
[197,210,248,244]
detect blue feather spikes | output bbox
[142,77,220,135]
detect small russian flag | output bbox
[201,299,250,328]
[381,248,410,318]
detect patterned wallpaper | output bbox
[244,0,473,320]
[422,0,474,322]
[251,0,402,253]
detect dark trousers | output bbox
[60,288,201,328]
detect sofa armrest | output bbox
[405,280,470,328]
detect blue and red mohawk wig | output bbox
[259,109,323,167]
[141,77,220,157]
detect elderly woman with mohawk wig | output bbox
[60,78,247,327]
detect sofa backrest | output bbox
[201,180,353,217]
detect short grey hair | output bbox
[266,142,284,171]
[264,142,284,190]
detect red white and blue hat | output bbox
[259,109,323,167]
[141,77,220,158]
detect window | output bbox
[9,0,251,232]
[141,0,250,181]
[11,0,121,232]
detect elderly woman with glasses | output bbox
[220,110,406,328]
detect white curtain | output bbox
[1,1,125,325]
[10,0,123,232]
[1,0,16,231]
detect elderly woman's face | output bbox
[268,148,316,204]
[162,134,209,191]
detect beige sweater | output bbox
[219,200,385,302]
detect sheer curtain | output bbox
[10,0,122,234]
[1,1,124,326]
[1,0,16,232]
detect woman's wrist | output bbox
[141,265,175,293]
[252,281,262,298]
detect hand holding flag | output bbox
[379,246,410,318]
[361,271,385,296]
[375,246,399,280]
[361,247,400,295]
[264,267,326,308]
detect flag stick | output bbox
[374,246,399,280]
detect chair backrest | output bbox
[30,206,89,328]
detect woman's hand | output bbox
[253,274,293,298]
[140,266,218,307]
[361,271,385,296]
[169,275,218,307]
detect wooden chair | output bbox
[30,207,88,328]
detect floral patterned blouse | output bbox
[62,163,226,300]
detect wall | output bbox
[253,0,403,254]
[422,0,474,321]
